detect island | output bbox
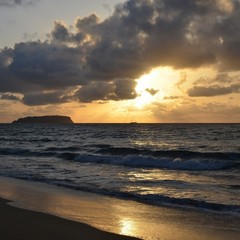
[12,115,74,124]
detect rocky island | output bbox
[12,115,74,124]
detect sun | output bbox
[134,67,177,108]
[135,77,155,108]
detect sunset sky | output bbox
[0,0,240,123]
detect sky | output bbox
[0,0,240,123]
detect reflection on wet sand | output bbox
[120,218,135,236]
[0,176,239,240]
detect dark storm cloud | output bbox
[0,41,85,93]
[114,79,137,100]
[1,0,240,105]
[51,22,70,43]
[76,82,115,103]
[0,47,14,67]
[51,21,87,44]
[75,14,100,32]
[22,91,72,106]
[75,79,137,103]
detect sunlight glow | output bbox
[134,91,155,108]
[134,67,177,108]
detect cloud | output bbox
[22,91,72,106]
[51,22,70,43]
[0,42,85,93]
[75,79,137,103]
[188,84,240,97]
[188,73,240,97]
[1,0,240,106]
[164,96,182,100]
[151,101,240,123]
[0,93,21,101]
[175,72,187,92]
[0,0,37,8]
[145,88,159,95]
[74,82,115,103]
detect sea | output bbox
[0,123,239,216]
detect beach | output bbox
[0,197,139,240]
[0,176,239,240]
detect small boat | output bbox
[130,122,137,124]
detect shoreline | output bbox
[0,176,240,240]
[0,197,139,240]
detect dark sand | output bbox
[0,198,140,240]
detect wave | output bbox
[45,146,81,152]
[0,146,239,171]
[129,193,240,214]
[56,184,240,215]
[72,154,237,170]
[0,147,30,155]
[1,172,239,215]
[0,137,53,143]
[97,147,240,161]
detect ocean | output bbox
[0,123,239,216]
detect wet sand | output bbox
[0,176,239,240]
[0,197,140,240]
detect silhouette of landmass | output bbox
[12,115,74,124]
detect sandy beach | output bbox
[0,176,239,240]
[0,197,140,240]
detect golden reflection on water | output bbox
[119,218,135,236]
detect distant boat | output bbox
[130,121,138,124]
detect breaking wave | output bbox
[0,146,238,171]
